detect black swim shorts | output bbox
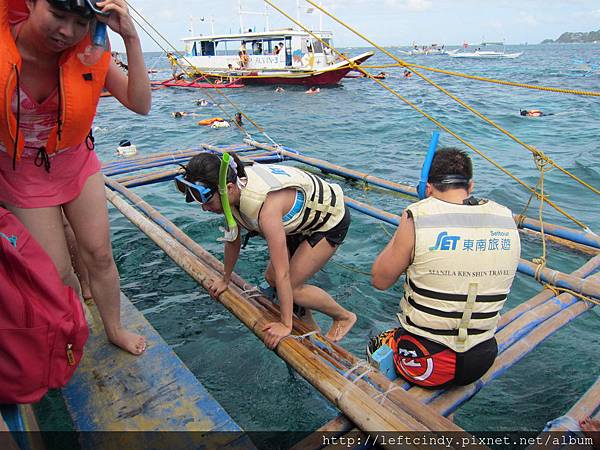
[367,327,498,389]
[286,205,351,256]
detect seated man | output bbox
[370,148,521,388]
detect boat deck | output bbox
[60,293,252,448]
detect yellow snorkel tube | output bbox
[219,153,239,242]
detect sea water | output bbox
[40,44,599,434]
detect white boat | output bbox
[178,30,373,86]
[449,42,523,59]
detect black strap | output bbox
[306,184,336,233]
[406,295,499,320]
[405,316,488,336]
[86,129,95,151]
[462,196,481,206]
[409,278,506,303]
[299,174,325,233]
[34,147,51,173]
[291,173,318,234]
[241,230,259,249]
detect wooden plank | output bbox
[62,293,247,443]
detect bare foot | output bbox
[325,312,357,342]
[580,417,600,448]
[107,328,147,355]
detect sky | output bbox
[113,0,600,51]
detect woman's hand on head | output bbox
[95,0,138,40]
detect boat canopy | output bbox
[182,29,333,43]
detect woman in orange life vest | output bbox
[0,0,151,355]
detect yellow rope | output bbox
[331,261,371,277]
[359,177,395,239]
[262,0,591,232]
[543,283,600,307]
[357,64,600,97]
[301,0,600,200]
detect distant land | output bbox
[541,30,600,44]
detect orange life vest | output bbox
[0,0,110,163]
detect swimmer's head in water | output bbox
[520,110,527,116]
[173,112,183,118]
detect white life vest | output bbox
[232,164,345,235]
[399,196,521,352]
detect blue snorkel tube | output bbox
[92,22,107,48]
[417,131,440,200]
[87,0,109,48]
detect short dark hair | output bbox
[428,147,472,192]
[185,152,245,188]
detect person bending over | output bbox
[176,153,356,349]
[370,148,520,388]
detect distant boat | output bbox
[408,43,449,56]
[178,29,373,86]
[449,42,523,59]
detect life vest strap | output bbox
[405,295,499,320]
[404,316,488,336]
[408,278,506,303]
[457,283,478,348]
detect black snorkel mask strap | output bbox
[46,0,107,18]
[428,175,470,185]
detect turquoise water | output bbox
[63,44,600,432]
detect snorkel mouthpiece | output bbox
[417,130,440,200]
[218,153,239,242]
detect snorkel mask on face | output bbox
[175,152,239,242]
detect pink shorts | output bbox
[0,145,101,209]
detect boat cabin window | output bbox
[191,42,198,57]
[310,39,323,54]
[200,41,215,57]
[250,41,263,55]
[302,39,313,54]
[262,38,285,55]
[215,41,228,56]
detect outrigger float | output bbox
[5,137,596,448]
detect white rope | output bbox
[343,359,373,384]
[291,330,319,340]
[373,384,404,405]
